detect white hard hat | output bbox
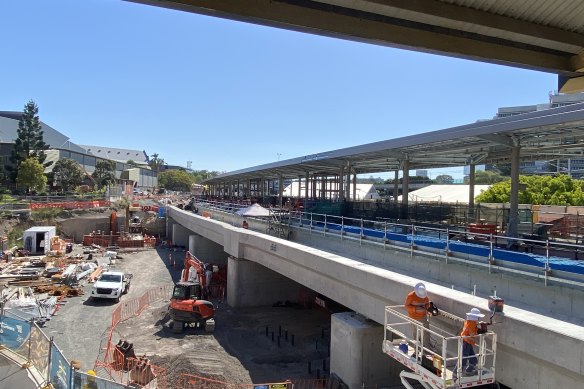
[466,307,485,320]
[414,282,427,298]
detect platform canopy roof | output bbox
[130,0,584,79]
[203,102,584,184]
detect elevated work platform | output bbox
[383,306,496,389]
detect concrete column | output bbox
[305,172,309,200]
[312,174,317,199]
[401,160,410,218]
[171,223,189,247]
[227,256,302,307]
[330,312,399,388]
[339,167,345,201]
[345,164,351,201]
[189,234,228,266]
[297,176,301,198]
[352,173,357,201]
[393,170,399,206]
[323,175,327,199]
[278,174,283,207]
[508,144,521,238]
[468,163,476,221]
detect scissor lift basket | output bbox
[383,305,497,389]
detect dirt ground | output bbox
[117,300,332,386]
[40,244,332,386]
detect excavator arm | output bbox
[182,251,207,288]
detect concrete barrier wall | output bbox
[168,207,584,389]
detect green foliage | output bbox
[148,153,165,172]
[159,169,195,191]
[17,157,47,193]
[464,170,506,184]
[475,175,584,205]
[9,100,51,181]
[92,160,117,189]
[435,174,454,184]
[32,208,61,222]
[126,159,137,166]
[191,170,220,184]
[52,158,84,192]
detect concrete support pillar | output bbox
[323,175,327,199]
[171,223,189,247]
[393,170,399,206]
[339,167,345,201]
[330,313,399,388]
[278,174,283,207]
[297,176,301,198]
[312,174,317,199]
[352,173,357,201]
[305,172,309,200]
[345,164,351,201]
[468,163,476,221]
[401,160,410,218]
[227,256,302,307]
[189,234,228,266]
[508,144,521,238]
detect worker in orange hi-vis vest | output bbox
[460,307,485,376]
[405,282,431,352]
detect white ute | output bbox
[91,271,132,302]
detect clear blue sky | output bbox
[1,0,557,178]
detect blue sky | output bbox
[1,0,557,178]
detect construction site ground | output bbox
[42,246,332,386]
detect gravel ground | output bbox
[42,246,333,385]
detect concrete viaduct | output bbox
[167,205,584,389]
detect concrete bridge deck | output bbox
[167,205,584,389]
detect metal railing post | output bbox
[488,234,494,273]
[410,224,415,257]
[360,218,364,246]
[545,239,550,286]
[384,221,387,249]
[445,228,450,264]
[324,214,327,237]
[341,216,344,241]
[310,213,313,233]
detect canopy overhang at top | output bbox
[130,0,584,89]
[203,102,584,184]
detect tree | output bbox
[148,153,165,172]
[92,160,117,189]
[158,169,195,191]
[52,158,84,192]
[463,170,505,184]
[191,170,220,183]
[9,100,51,180]
[126,159,137,167]
[475,175,584,205]
[17,157,47,193]
[435,174,454,184]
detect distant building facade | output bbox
[0,111,157,191]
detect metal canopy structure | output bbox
[130,0,584,85]
[204,102,584,184]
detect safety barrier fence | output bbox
[0,310,129,388]
[29,200,111,210]
[194,199,584,287]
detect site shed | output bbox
[23,226,56,254]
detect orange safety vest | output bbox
[461,320,478,345]
[405,291,429,321]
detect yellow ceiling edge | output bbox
[559,75,584,93]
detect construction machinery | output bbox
[168,251,215,333]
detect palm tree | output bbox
[149,153,165,172]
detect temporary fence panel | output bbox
[29,323,51,380]
[0,311,32,354]
[74,370,130,389]
[49,342,71,389]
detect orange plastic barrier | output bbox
[30,200,110,210]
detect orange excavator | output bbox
[169,251,215,333]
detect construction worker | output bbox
[460,307,485,375]
[242,220,249,229]
[83,370,98,389]
[405,282,431,351]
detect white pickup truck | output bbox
[90,271,132,302]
